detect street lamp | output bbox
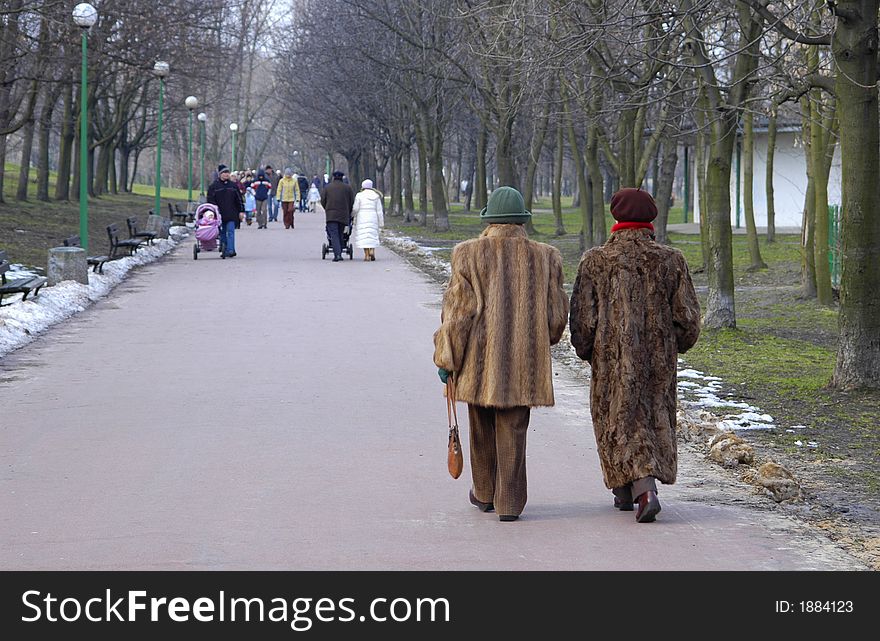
[152,60,170,218]
[229,122,238,170]
[73,2,97,250]
[197,112,207,198]
[185,95,198,206]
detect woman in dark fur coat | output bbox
[569,188,701,523]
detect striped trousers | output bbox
[467,404,531,517]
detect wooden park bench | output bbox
[126,216,157,245]
[106,223,146,258]
[0,250,48,307]
[62,235,111,274]
[167,202,192,226]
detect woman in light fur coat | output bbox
[351,179,384,261]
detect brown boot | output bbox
[364,250,370,261]
[370,248,376,261]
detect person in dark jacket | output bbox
[251,169,273,229]
[265,165,281,222]
[297,174,310,212]
[207,164,244,258]
[320,170,355,261]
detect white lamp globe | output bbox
[197,112,207,122]
[72,3,98,28]
[185,96,199,110]
[230,123,238,132]
[152,61,170,78]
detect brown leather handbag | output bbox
[446,376,463,479]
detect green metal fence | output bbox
[828,204,841,288]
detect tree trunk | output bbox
[403,143,414,221]
[765,109,778,242]
[831,0,880,389]
[812,92,834,306]
[109,142,118,195]
[430,138,449,231]
[654,140,678,245]
[565,100,590,249]
[475,125,488,210]
[523,99,551,235]
[495,115,517,188]
[119,147,131,194]
[742,111,767,270]
[694,101,709,271]
[800,96,818,298]
[703,114,738,328]
[36,92,56,202]
[415,120,428,226]
[55,82,74,201]
[586,124,606,246]
[16,103,36,201]
[553,124,565,235]
[390,150,402,217]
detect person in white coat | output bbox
[352,179,385,261]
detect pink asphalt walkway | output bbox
[0,209,863,570]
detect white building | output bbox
[691,125,841,229]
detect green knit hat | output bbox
[480,186,532,224]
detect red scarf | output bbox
[611,221,654,233]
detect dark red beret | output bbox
[610,188,658,222]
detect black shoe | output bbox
[332,257,342,262]
[612,486,634,511]
[228,252,237,258]
[635,491,661,523]
[498,515,519,522]
[469,489,494,513]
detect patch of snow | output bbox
[0,232,187,360]
[382,232,452,278]
[677,368,706,378]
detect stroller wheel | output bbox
[193,244,199,260]
[322,243,328,260]
[347,244,353,259]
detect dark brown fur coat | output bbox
[433,224,569,408]
[569,229,701,488]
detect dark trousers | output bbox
[326,221,344,258]
[467,404,531,517]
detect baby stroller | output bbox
[321,218,354,260]
[193,203,223,259]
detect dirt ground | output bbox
[385,228,880,570]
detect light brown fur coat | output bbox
[433,224,569,408]
[569,229,701,488]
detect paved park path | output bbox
[0,209,863,570]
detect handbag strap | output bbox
[446,375,460,430]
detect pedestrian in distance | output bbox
[307,182,321,212]
[297,173,310,212]
[277,168,300,229]
[321,170,355,262]
[352,179,384,261]
[206,164,244,258]
[569,188,701,523]
[251,169,273,228]
[265,165,281,222]
[433,186,569,522]
[244,185,256,226]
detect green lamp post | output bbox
[152,60,170,217]
[73,3,98,250]
[198,112,207,199]
[185,96,198,207]
[230,122,238,170]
